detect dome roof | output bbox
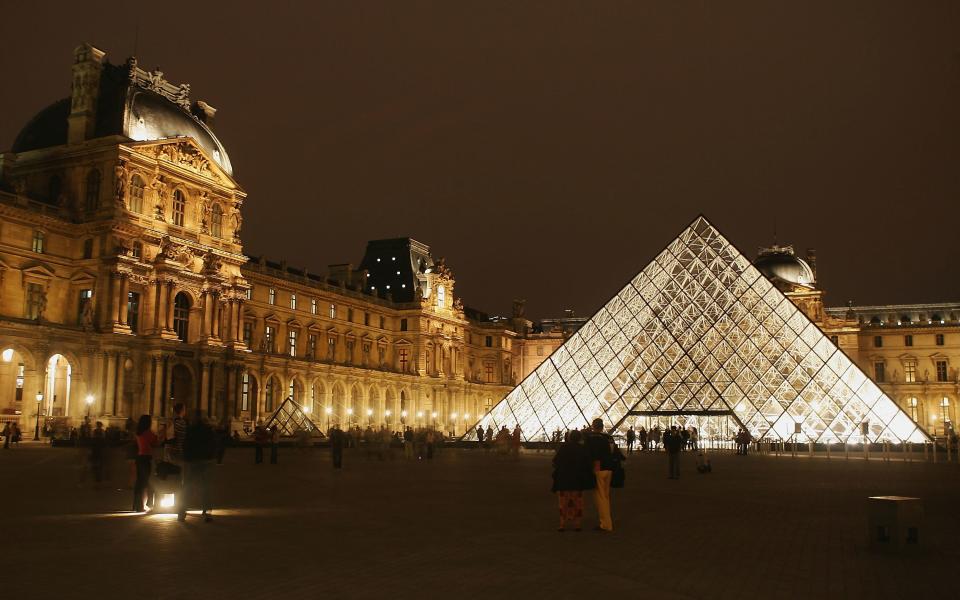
[11,60,232,176]
[755,246,816,288]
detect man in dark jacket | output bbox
[331,425,345,469]
[665,425,683,479]
[551,430,595,531]
[583,418,616,532]
[180,410,216,522]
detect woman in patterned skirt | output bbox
[551,429,596,532]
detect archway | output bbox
[350,385,362,427]
[170,364,194,413]
[264,375,280,414]
[43,354,73,419]
[331,383,345,428]
[173,292,191,342]
[385,388,396,429]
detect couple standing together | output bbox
[552,418,624,532]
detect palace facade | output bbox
[0,44,578,436]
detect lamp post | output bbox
[85,394,94,418]
[33,391,42,441]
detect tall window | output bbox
[127,291,140,333]
[399,348,409,372]
[172,189,186,226]
[327,336,336,359]
[940,397,951,424]
[77,289,92,324]
[173,292,190,342]
[908,397,919,422]
[874,362,885,383]
[243,321,253,347]
[345,340,355,364]
[83,238,94,259]
[288,329,298,357]
[904,335,913,347]
[85,169,101,211]
[265,325,276,353]
[437,285,446,308]
[873,336,883,348]
[15,363,24,402]
[132,241,142,259]
[210,204,223,238]
[936,334,945,346]
[308,334,317,358]
[329,304,336,318]
[311,298,318,315]
[245,287,252,300]
[25,283,43,320]
[265,378,276,412]
[268,288,276,305]
[31,230,45,253]
[484,362,495,382]
[289,293,297,310]
[936,360,948,382]
[241,372,250,411]
[129,175,145,213]
[904,361,917,383]
[400,318,408,331]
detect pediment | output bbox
[127,139,238,189]
[21,262,58,279]
[69,270,98,284]
[263,312,281,324]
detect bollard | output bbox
[933,441,937,464]
[845,442,850,460]
[924,442,929,461]
[809,440,813,458]
[906,441,911,463]
[864,441,869,461]
[948,435,952,463]
[826,441,831,460]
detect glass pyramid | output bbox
[265,397,321,437]
[469,216,929,444]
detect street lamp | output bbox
[34,391,42,441]
[85,394,94,418]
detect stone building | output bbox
[0,44,571,436]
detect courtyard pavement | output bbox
[1,443,957,599]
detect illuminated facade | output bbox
[472,217,929,443]
[0,44,573,436]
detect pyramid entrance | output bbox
[468,216,930,445]
[623,411,740,449]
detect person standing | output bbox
[254,424,268,464]
[650,425,661,451]
[626,427,636,454]
[510,425,522,458]
[180,410,216,523]
[133,415,158,512]
[689,426,699,451]
[403,426,414,459]
[2,422,10,450]
[90,421,105,486]
[638,426,648,451]
[476,426,484,446]
[583,418,615,532]
[331,425,345,469]
[666,425,682,479]
[269,426,280,464]
[551,429,595,532]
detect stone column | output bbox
[114,353,126,416]
[117,275,129,325]
[224,364,235,418]
[106,274,119,326]
[255,371,266,422]
[200,359,211,414]
[165,282,175,331]
[151,355,164,415]
[103,351,116,415]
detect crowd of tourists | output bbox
[473,424,523,457]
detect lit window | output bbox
[908,397,918,422]
[329,304,336,319]
[265,378,276,412]
[25,283,43,320]
[873,362,885,383]
[172,189,186,226]
[246,287,252,300]
[936,360,948,382]
[308,334,317,358]
[437,285,446,308]
[265,326,275,352]
[31,230,45,253]
[288,329,297,357]
[484,362,495,382]
[268,288,276,305]
[77,289,92,324]
[210,204,223,238]
[173,292,190,342]
[940,397,951,423]
[904,335,913,347]
[290,293,297,310]
[129,175,145,213]
[131,241,142,259]
[905,361,917,383]
[936,334,945,346]
[241,372,250,411]
[311,298,318,315]
[399,348,409,372]
[243,321,253,346]
[85,169,101,211]
[327,336,336,359]
[127,291,140,333]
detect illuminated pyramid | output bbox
[265,397,320,437]
[470,216,929,444]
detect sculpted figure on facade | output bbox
[114,161,127,206]
[231,210,242,243]
[196,190,210,233]
[151,171,166,220]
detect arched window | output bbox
[129,175,145,213]
[85,169,101,211]
[210,204,223,238]
[172,189,186,226]
[437,285,446,308]
[173,292,190,342]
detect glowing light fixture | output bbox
[385,410,392,416]
[416,411,423,418]
[1,348,12,362]
[401,410,408,417]
[160,493,176,509]
[366,409,373,416]
[431,412,438,418]
[325,407,333,415]
[347,408,354,415]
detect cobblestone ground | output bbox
[1,444,957,599]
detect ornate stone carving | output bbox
[127,58,193,111]
[114,160,127,207]
[196,191,210,233]
[231,210,242,243]
[202,250,223,275]
[155,236,193,267]
[151,171,167,221]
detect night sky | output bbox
[2,2,959,319]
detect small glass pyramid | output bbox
[265,397,320,437]
[469,216,929,444]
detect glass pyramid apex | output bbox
[469,215,930,444]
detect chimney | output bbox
[67,43,106,144]
[191,100,217,129]
[805,248,817,280]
